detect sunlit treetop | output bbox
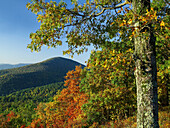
[26,0,169,56]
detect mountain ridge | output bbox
[0,57,85,96]
[0,63,31,70]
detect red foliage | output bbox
[20,125,26,128]
[27,66,88,128]
[56,66,88,127]
[0,111,17,128]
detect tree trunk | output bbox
[132,0,159,127]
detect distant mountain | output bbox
[0,57,85,96]
[0,63,30,70]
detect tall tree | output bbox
[27,0,169,127]
[131,0,159,127]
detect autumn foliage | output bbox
[26,65,88,128]
[0,0,169,127]
[0,111,23,128]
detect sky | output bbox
[0,0,93,65]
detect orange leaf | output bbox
[117,10,121,13]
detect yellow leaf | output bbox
[129,36,132,40]
[119,31,123,35]
[146,9,149,15]
[127,48,132,52]
[132,31,135,35]
[128,19,132,24]
[160,21,165,27]
[62,25,64,29]
[142,17,147,22]
[112,50,115,54]
[151,7,154,11]
[67,51,70,54]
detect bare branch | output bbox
[104,0,129,10]
[92,0,129,17]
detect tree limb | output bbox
[65,9,86,17]
[92,0,129,17]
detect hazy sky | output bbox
[0,0,93,65]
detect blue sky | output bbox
[0,0,93,65]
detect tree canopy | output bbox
[26,0,169,127]
[26,0,169,54]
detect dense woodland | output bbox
[0,82,64,127]
[0,0,170,127]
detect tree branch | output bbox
[104,0,129,10]
[92,0,129,17]
[65,9,86,17]
[48,0,130,31]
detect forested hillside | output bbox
[0,57,85,96]
[0,82,64,126]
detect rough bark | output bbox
[132,0,159,127]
